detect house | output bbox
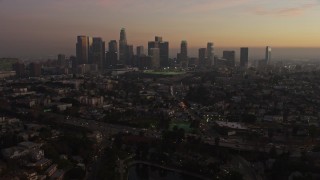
[35,158,52,170]
[1,146,29,159]
[45,164,58,177]
[22,171,38,180]
[30,149,44,162]
[55,103,72,111]
[0,160,6,175]
[50,170,65,180]
[18,141,42,150]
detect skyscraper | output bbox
[207,42,214,66]
[180,40,188,68]
[137,46,144,57]
[13,62,25,77]
[108,40,118,53]
[155,36,162,42]
[148,36,169,67]
[240,47,249,68]
[30,62,41,77]
[150,48,160,68]
[91,37,105,70]
[57,54,66,67]
[106,40,118,67]
[223,51,235,67]
[265,46,271,64]
[126,45,134,66]
[198,48,206,66]
[119,28,127,64]
[76,36,89,65]
[88,37,93,62]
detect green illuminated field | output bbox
[143,70,186,75]
[170,122,193,133]
[0,58,19,71]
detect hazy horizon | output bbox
[1,47,319,62]
[1,0,320,61]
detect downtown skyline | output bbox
[0,0,320,59]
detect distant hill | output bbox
[0,58,19,71]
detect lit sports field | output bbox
[170,122,193,133]
[143,70,186,75]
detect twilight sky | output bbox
[0,0,319,59]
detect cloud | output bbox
[251,3,317,16]
[67,0,254,14]
[182,0,253,13]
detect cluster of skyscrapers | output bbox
[75,28,271,72]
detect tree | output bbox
[223,170,244,180]
[241,114,257,124]
[215,136,220,147]
[64,167,86,179]
[308,125,318,142]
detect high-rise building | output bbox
[119,28,127,64]
[106,52,117,68]
[70,56,77,73]
[139,56,152,70]
[29,62,41,77]
[265,46,271,64]
[13,62,25,77]
[76,36,89,64]
[155,36,162,42]
[148,41,157,54]
[57,54,66,67]
[180,40,188,68]
[108,40,118,53]
[198,48,207,66]
[159,42,169,67]
[126,45,134,66]
[148,36,169,67]
[207,42,214,66]
[91,37,105,70]
[240,47,249,68]
[137,46,144,57]
[223,51,235,67]
[106,40,118,68]
[88,37,93,62]
[150,48,160,68]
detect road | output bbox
[127,161,211,180]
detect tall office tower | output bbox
[150,48,160,68]
[180,40,188,68]
[106,52,118,68]
[148,41,157,55]
[148,36,169,67]
[108,40,118,53]
[70,56,77,72]
[13,62,25,77]
[265,46,271,64]
[91,37,105,70]
[198,48,207,66]
[76,36,89,65]
[30,62,41,77]
[240,47,249,68]
[87,37,94,64]
[126,45,134,66]
[223,51,236,67]
[207,42,214,66]
[155,36,162,42]
[105,40,118,68]
[159,42,169,67]
[139,56,152,70]
[57,54,66,67]
[137,46,144,57]
[136,46,145,68]
[119,28,127,64]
